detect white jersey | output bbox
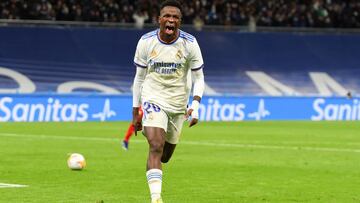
[134,29,204,113]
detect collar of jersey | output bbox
[157,29,180,45]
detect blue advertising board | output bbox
[0,94,131,122]
[199,96,359,121]
[0,95,358,122]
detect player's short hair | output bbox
[160,0,182,14]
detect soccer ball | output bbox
[67,153,86,170]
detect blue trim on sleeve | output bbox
[134,62,147,68]
[179,30,195,42]
[141,30,158,40]
[191,64,204,71]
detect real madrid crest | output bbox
[176,50,183,60]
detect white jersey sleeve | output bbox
[132,67,147,107]
[134,37,148,68]
[189,38,204,71]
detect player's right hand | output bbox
[132,107,142,136]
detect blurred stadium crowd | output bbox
[0,0,359,28]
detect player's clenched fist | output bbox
[187,100,200,127]
[132,107,142,135]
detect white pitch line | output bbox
[1,132,360,153]
[0,133,116,142]
[184,141,360,153]
[0,183,28,188]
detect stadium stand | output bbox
[0,0,360,28]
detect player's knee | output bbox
[149,142,164,154]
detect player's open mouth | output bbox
[165,26,175,34]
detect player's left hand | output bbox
[187,108,199,127]
[187,100,200,127]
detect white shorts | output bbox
[142,102,186,144]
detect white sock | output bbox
[146,169,162,200]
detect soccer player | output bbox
[131,0,205,202]
[122,107,143,150]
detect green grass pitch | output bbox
[1,121,360,203]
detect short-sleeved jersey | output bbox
[134,29,204,113]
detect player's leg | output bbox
[124,124,135,142]
[144,127,166,202]
[142,108,169,202]
[161,113,185,163]
[122,124,135,150]
[144,126,166,170]
[161,142,176,163]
